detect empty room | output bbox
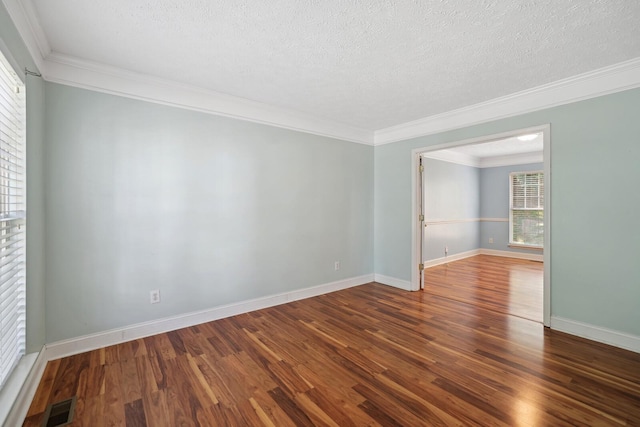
[1,1,639,426]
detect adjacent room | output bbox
[1,1,639,425]
[420,132,545,323]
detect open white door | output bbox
[418,155,425,290]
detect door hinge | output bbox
[419,214,424,222]
[419,165,424,172]
[418,263,424,270]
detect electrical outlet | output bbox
[489,237,494,244]
[150,289,160,304]
[334,261,340,271]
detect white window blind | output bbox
[0,50,26,390]
[510,171,543,248]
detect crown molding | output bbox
[375,57,640,145]
[5,0,640,147]
[4,0,374,145]
[1,0,48,68]
[43,53,374,144]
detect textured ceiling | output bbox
[29,0,640,130]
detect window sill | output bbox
[0,352,38,426]
[509,244,543,250]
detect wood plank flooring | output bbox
[24,256,640,426]
[423,255,543,322]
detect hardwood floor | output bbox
[423,255,543,322]
[24,256,640,426]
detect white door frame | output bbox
[410,124,551,327]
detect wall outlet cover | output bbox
[150,290,161,304]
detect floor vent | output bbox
[42,396,76,427]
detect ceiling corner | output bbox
[2,0,50,70]
[43,52,375,145]
[5,1,640,148]
[3,0,375,145]
[373,57,640,146]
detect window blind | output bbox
[0,50,26,390]
[510,172,543,247]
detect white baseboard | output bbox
[479,248,543,262]
[44,274,373,361]
[1,349,47,427]
[2,275,371,424]
[6,276,639,427]
[422,248,542,270]
[423,249,481,268]
[551,317,640,354]
[373,274,413,291]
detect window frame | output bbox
[0,46,26,392]
[509,170,544,249]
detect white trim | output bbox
[0,350,45,427]
[376,57,640,145]
[422,249,542,268]
[44,274,373,360]
[425,217,508,225]
[373,274,413,291]
[509,169,544,247]
[551,317,640,354]
[423,249,480,268]
[479,152,543,168]
[1,274,372,421]
[422,149,543,169]
[5,0,640,146]
[422,150,479,167]
[412,125,549,157]
[13,0,49,57]
[1,0,373,145]
[425,218,479,225]
[411,150,422,291]
[481,217,509,222]
[479,249,543,262]
[508,243,543,251]
[43,53,373,145]
[43,54,640,146]
[0,0,47,70]
[543,125,552,327]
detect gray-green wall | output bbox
[374,88,640,336]
[423,158,480,260]
[44,83,374,342]
[3,0,640,351]
[0,2,45,353]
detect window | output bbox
[0,50,26,390]
[510,171,543,248]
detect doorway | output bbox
[411,125,550,326]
